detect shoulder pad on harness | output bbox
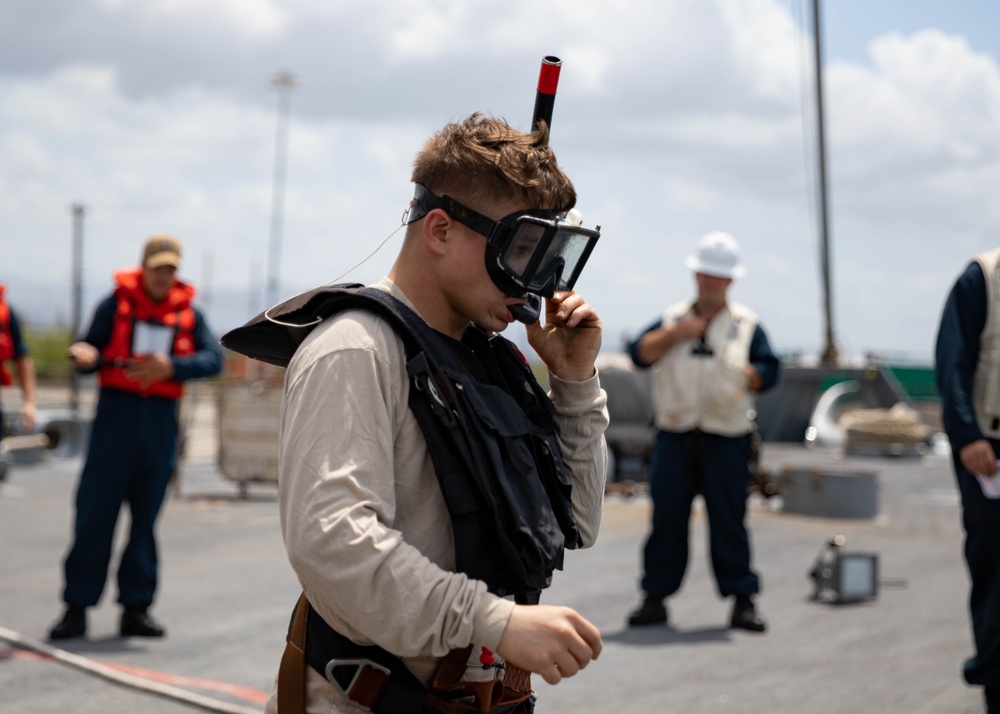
[220,283,425,367]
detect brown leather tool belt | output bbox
[285,595,534,713]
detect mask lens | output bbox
[501,222,546,277]
[488,213,600,297]
[542,228,592,290]
[502,222,594,293]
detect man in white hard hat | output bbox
[625,231,780,632]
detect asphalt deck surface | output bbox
[0,394,989,713]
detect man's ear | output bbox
[422,208,453,256]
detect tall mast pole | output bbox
[812,0,839,365]
[266,71,298,309]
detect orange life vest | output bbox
[0,284,15,386]
[99,269,197,400]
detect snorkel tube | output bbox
[532,55,562,135]
[509,56,562,325]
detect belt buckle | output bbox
[324,658,391,712]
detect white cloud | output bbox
[97,0,290,39]
[1,0,999,359]
[822,28,1000,258]
[721,0,801,101]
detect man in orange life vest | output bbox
[49,234,222,641]
[0,283,38,436]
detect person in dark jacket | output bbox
[48,234,222,641]
[935,250,1000,713]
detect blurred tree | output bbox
[23,325,74,382]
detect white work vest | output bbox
[973,248,1000,439]
[649,300,758,437]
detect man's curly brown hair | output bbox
[411,113,576,214]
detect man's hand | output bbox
[19,402,37,433]
[525,292,601,382]
[13,354,37,433]
[495,604,602,685]
[66,342,100,371]
[960,439,997,477]
[673,315,707,342]
[636,315,706,365]
[745,365,763,392]
[125,353,174,388]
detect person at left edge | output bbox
[0,283,38,436]
[48,234,222,641]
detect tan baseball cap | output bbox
[142,233,182,270]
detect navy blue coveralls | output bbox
[61,295,222,609]
[629,320,779,600]
[935,260,1000,689]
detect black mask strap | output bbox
[406,184,497,237]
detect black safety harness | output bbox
[221,284,579,713]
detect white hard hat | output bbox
[684,231,744,279]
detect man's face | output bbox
[142,264,177,302]
[694,271,732,307]
[443,196,537,333]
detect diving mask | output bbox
[406,184,600,300]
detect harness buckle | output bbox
[412,371,457,426]
[324,658,392,711]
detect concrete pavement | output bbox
[0,403,988,712]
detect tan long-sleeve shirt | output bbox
[265,279,608,713]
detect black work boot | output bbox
[627,595,668,627]
[729,595,766,633]
[48,606,87,640]
[120,606,166,638]
[985,685,1000,714]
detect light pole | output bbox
[812,0,839,366]
[70,203,86,415]
[266,71,298,309]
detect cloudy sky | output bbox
[2,0,998,363]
